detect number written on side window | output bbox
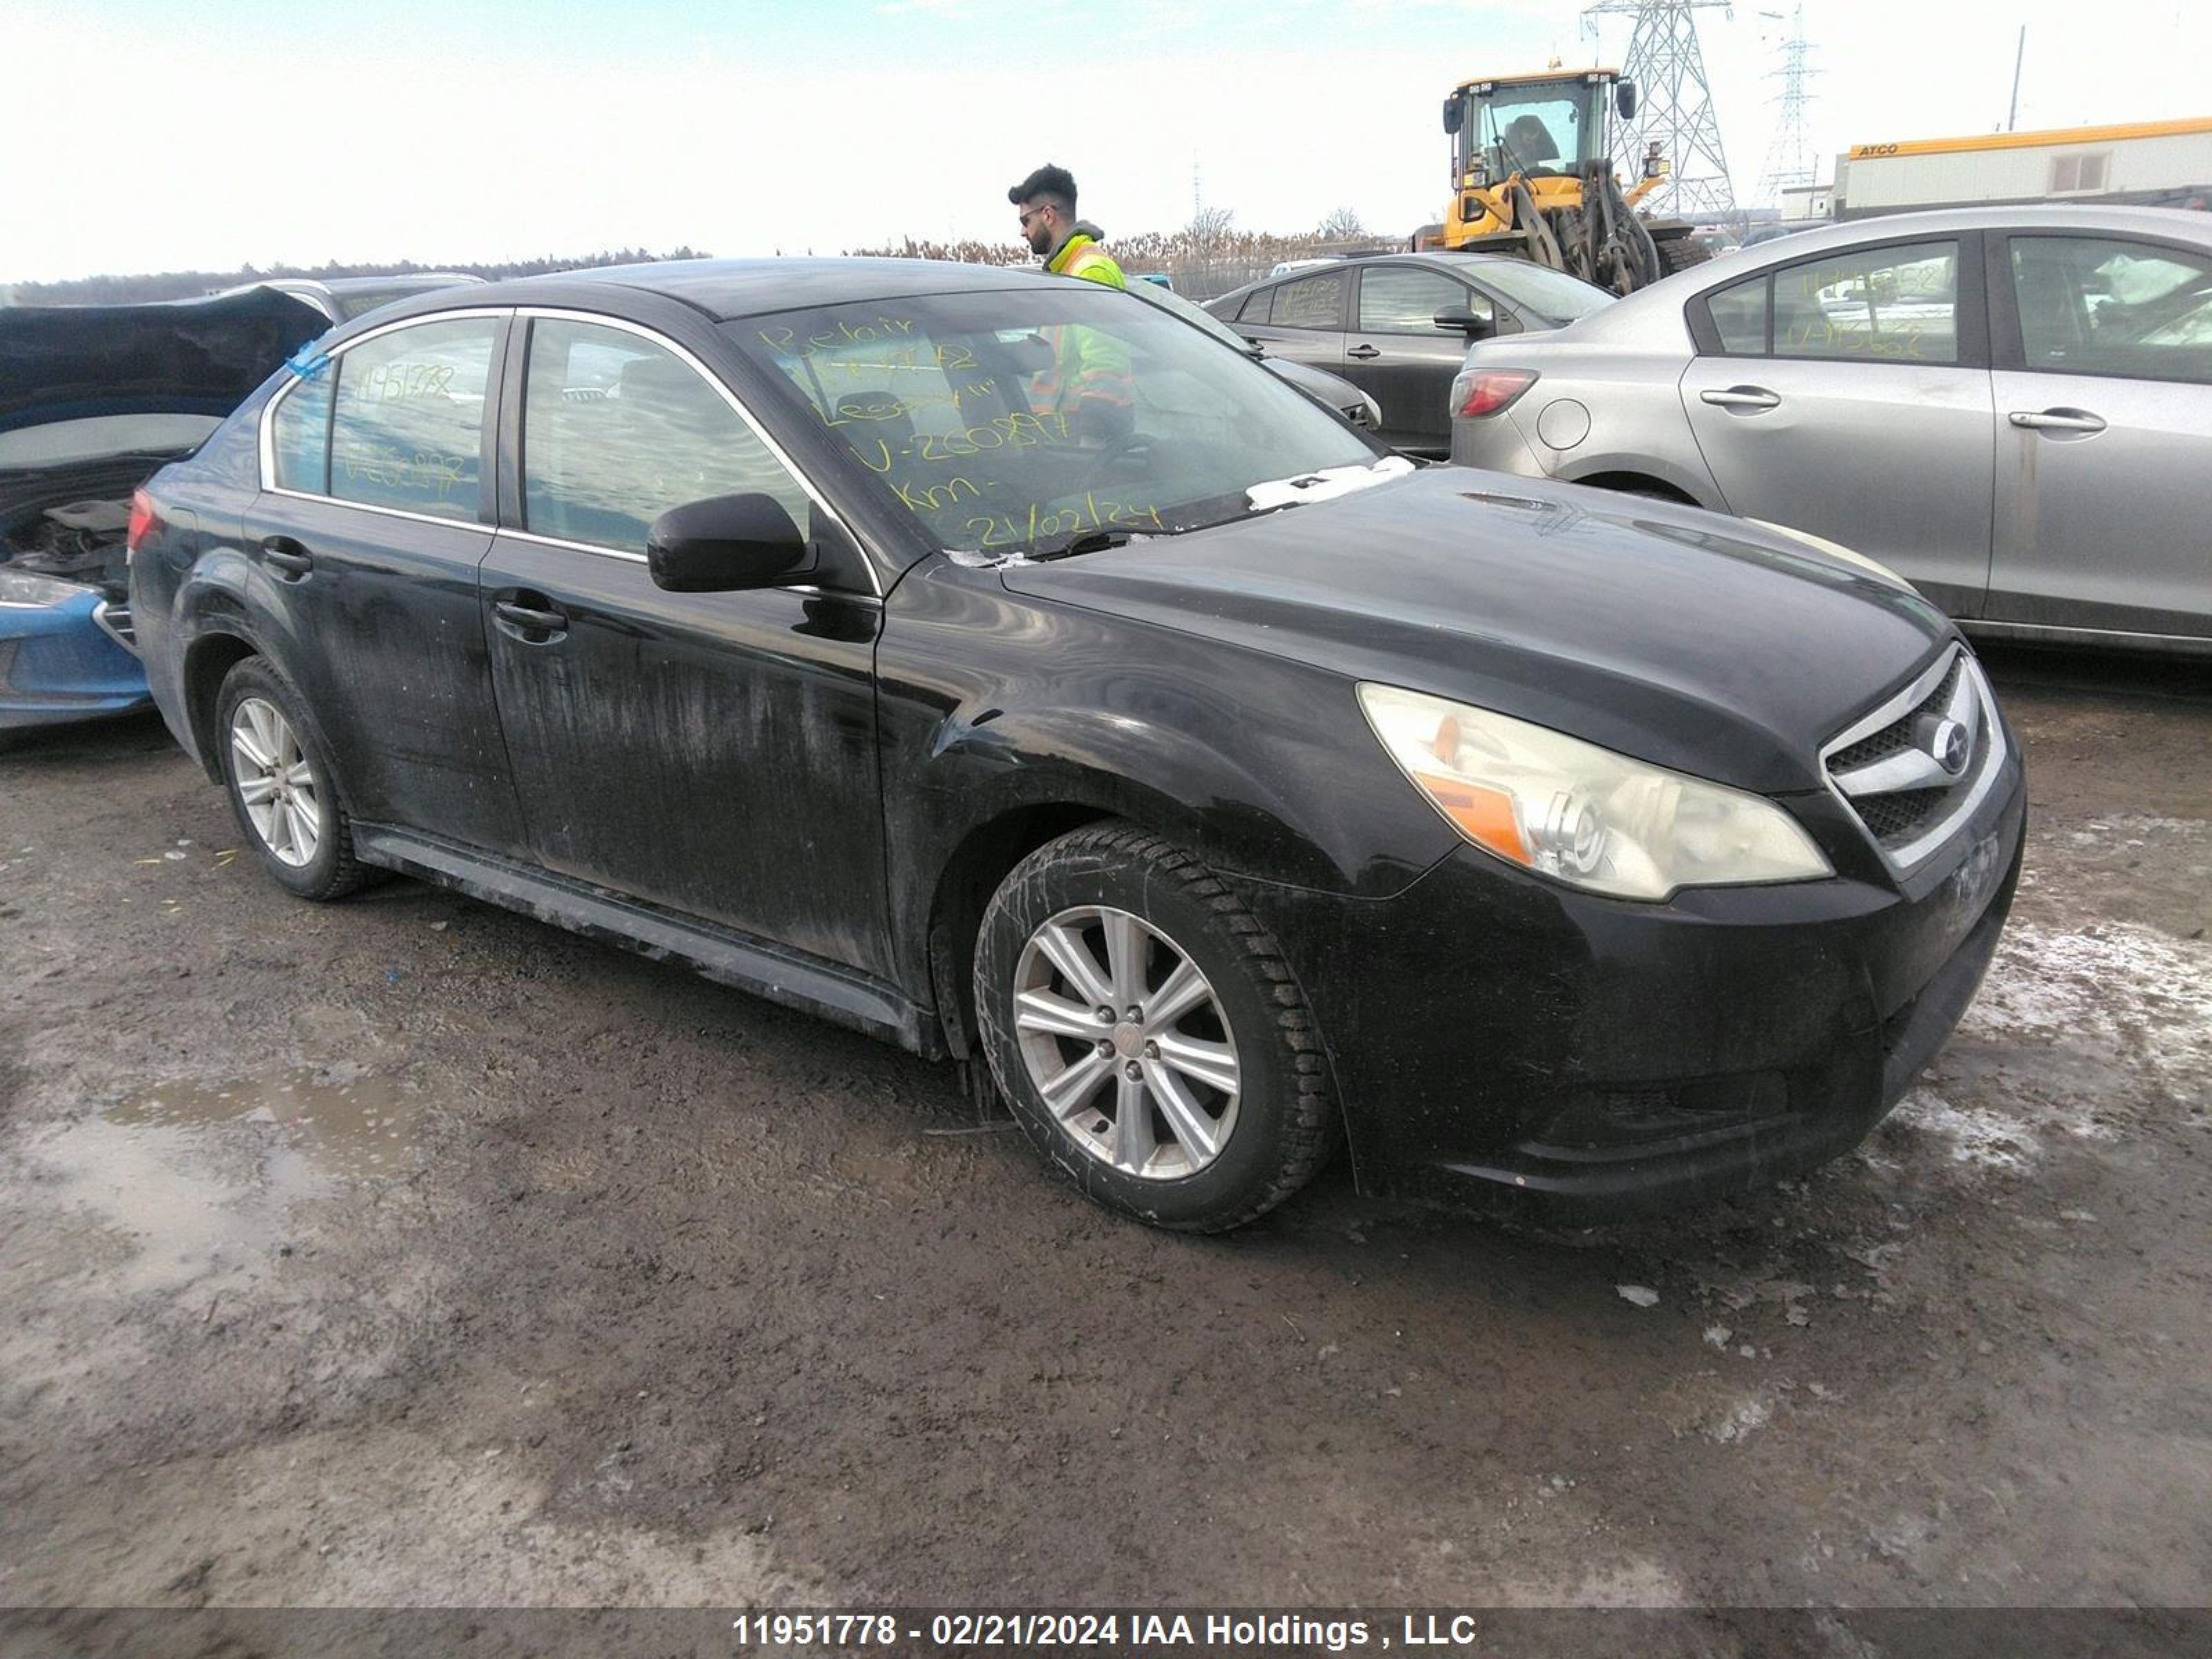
[1770,241,1959,364]
[328,319,497,518]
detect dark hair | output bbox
[1008,163,1077,214]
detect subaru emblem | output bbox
[1929,719,1970,776]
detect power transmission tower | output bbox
[1582,1,1738,221]
[1755,4,1819,205]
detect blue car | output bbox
[1,288,329,740]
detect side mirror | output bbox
[1434,306,1497,340]
[1616,81,1638,121]
[1441,96,1463,136]
[648,493,816,592]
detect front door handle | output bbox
[259,536,313,577]
[1347,344,1382,360]
[494,599,568,634]
[2008,409,2106,433]
[1700,387,1781,411]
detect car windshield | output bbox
[729,286,1386,556]
[1115,279,1257,355]
[1465,260,1616,326]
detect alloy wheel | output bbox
[1011,905,1241,1179]
[229,697,321,868]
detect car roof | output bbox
[1715,203,2211,265]
[1564,203,2212,339]
[432,256,1064,322]
[277,274,485,294]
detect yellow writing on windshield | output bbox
[965,492,1166,549]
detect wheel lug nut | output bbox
[1143,1041,1159,1059]
[1125,1006,1142,1022]
[1096,1007,1114,1024]
[1123,1062,1142,1080]
[1096,1040,1112,1056]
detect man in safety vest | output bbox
[1009,162,1127,288]
[1007,163,1133,441]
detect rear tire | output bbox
[973,824,1338,1232]
[1654,235,1714,278]
[215,657,371,902]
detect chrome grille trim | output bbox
[1820,644,2007,873]
[92,599,141,657]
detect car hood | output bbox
[0,286,327,441]
[999,467,1955,794]
[1262,355,1367,412]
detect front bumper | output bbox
[1231,741,2025,1217]
[0,589,151,732]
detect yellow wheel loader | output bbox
[1416,68,1714,295]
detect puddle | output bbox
[110,1067,433,1182]
[17,1067,440,1297]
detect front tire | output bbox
[973,824,1338,1231]
[216,657,369,902]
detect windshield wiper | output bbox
[1027,528,1164,562]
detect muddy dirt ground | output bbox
[2,646,2208,1647]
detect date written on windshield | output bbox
[967,491,1165,548]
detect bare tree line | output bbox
[12,207,1385,308]
[8,248,711,307]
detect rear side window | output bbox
[1267,271,1350,330]
[328,319,497,519]
[1358,268,1487,335]
[1770,241,1960,364]
[1705,274,1770,355]
[2010,236,2212,384]
[270,366,332,493]
[521,319,812,554]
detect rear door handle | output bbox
[2008,409,2106,433]
[259,536,313,577]
[1347,344,1382,360]
[494,599,568,635]
[1700,387,1781,411]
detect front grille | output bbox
[1829,656,1962,774]
[1822,645,2003,870]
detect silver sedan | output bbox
[1449,204,2212,653]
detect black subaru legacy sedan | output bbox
[129,259,2023,1231]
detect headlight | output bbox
[1358,684,1833,901]
[0,568,90,607]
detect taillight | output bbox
[126,488,162,553]
[1452,368,1538,418]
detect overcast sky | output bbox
[5,0,2208,282]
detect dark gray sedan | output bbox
[1205,252,1614,454]
[1450,205,2212,653]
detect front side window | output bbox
[328,319,497,519]
[521,319,812,553]
[1358,268,1486,335]
[1268,271,1350,330]
[2011,236,2212,384]
[1770,241,1960,364]
[734,285,1387,556]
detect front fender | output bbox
[875,559,1459,991]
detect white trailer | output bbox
[1835,117,2212,220]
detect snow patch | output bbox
[1964,921,2212,1089]
[1895,1088,2040,1172]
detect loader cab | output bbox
[1443,70,1631,191]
